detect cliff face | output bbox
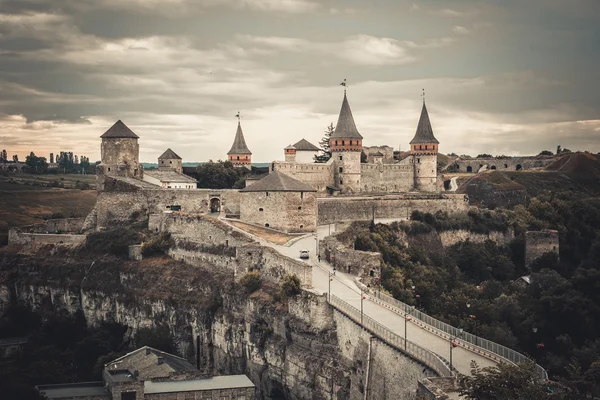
[0,250,430,399]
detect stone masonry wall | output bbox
[320,236,381,279]
[360,157,414,193]
[8,230,86,247]
[333,310,434,400]
[94,186,241,229]
[272,160,334,193]
[438,229,514,248]
[144,387,255,399]
[317,194,469,225]
[240,191,317,233]
[525,230,559,267]
[452,156,555,173]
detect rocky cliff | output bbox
[0,247,431,399]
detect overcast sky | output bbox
[1,0,599,162]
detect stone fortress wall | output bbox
[240,191,317,233]
[525,229,559,267]
[8,218,87,248]
[452,156,555,173]
[319,236,381,279]
[360,156,414,193]
[149,213,313,287]
[272,160,334,193]
[317,193,469,225]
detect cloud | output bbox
[452,26,470,35]
[93,0,322,14]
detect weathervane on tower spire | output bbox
[340,78,347,94]
[235,111,241,122]
[422,88,425,104]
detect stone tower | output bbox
[227,121,252,167]
[98,120,142,185]
[158,148,182,174]
[330,92,363,193]
[284,144,297,162]
[410,101,439,192]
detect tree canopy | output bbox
[314,122,334,163]
[195,160,246,189]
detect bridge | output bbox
[253,223,548,380]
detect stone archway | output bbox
[467,166,473,173]
[210,197,221,213]
[516,164,523,171]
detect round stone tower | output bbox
[329,92,363,193]
[99,120,142,180]
[410,101,439,192]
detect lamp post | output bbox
[405,306,414,350]
[415,294,421,309]
[449,328,464,373]
[328,272,333,301]
[469,314,478,346]
[361,290,367,328]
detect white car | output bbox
[299,249,310,259]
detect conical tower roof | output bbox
[409,102,439,144]
[227,122,252,155]
[100,120,139,139]
[331,93,363,139]
[158,148,181,160]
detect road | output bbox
[223,220,498,376]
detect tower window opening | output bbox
[259,208,263,212]
[339,156,343,161]
[298,206,302,210]
[417,158,420,163]
[425,145,427,150]
[335,140,338,146]
[266,192,269,196]
[339,167,343,173]
[349,140,352,145]
[342,140,345,146]
[237,156,240,160]
[170,160,172,164]
[340,179,343,185]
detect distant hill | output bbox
[456,152,600,208]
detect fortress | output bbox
[93,91,468,233]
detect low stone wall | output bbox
[8,231,86,247]
[317,194,469,225]
[416,377,460,400]
[319,236,381,279]
[15,218,85,234]
[525,230,559,267]
[145,387,255,399]
[168,239,312,287]
[438,229,514,248]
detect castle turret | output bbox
[284,144,297,162]
[410,101,439,192]
[227,121,252,167]
[158,148,182,174]
[99,120,142,181]
[330,92,363,193]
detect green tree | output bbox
[195,160,244,189]
[135,326,177,354]
[460,361,558,400]
[315,122,334,163]
[539,150,553,156]
[25,152,48,172]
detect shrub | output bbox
[279,275,301,299]
[142,233,173,257]
[84,227,140,258]
[239,271,262,293]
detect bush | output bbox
[141,233,173,257]
[279,275,301,299]
[239,271,262,293]
[84,227,140,258]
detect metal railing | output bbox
[370,290,548,381]
[328,294,452,377]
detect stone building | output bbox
[240,170,317,233]
[272,92,441,194]
[525,229,559,267]
[143,148,197,189]
[287,138,320,163]
[227,121,252,167]
[37,346,255,400]
[157,148,182,174]
[98,120,143,183]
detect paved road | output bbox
[223,221,498,376]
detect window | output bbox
[300,225,304,228]
[425,145,427,150]
[121,392,136,400]
[259,208,263,212]
[340,179,343,185]
[342,140,345,145]
[161,160,164,164]
[237,156,240,160]
[417,158,420,163]
[300,192,304,199]
[419,145,422,150]
[298,206,302,210]
[335,140,338,145]
[339,167,343,173]
[107,167,111,172]
[339,156,343,161]
[170,160,172,164]
[349,140,352,145]
[265,223,270,227]
[266,192,269,196]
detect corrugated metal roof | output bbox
[100,120,139,139]
[144,375,254,394]
[37,382,108,399]
[240,171,316,192]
